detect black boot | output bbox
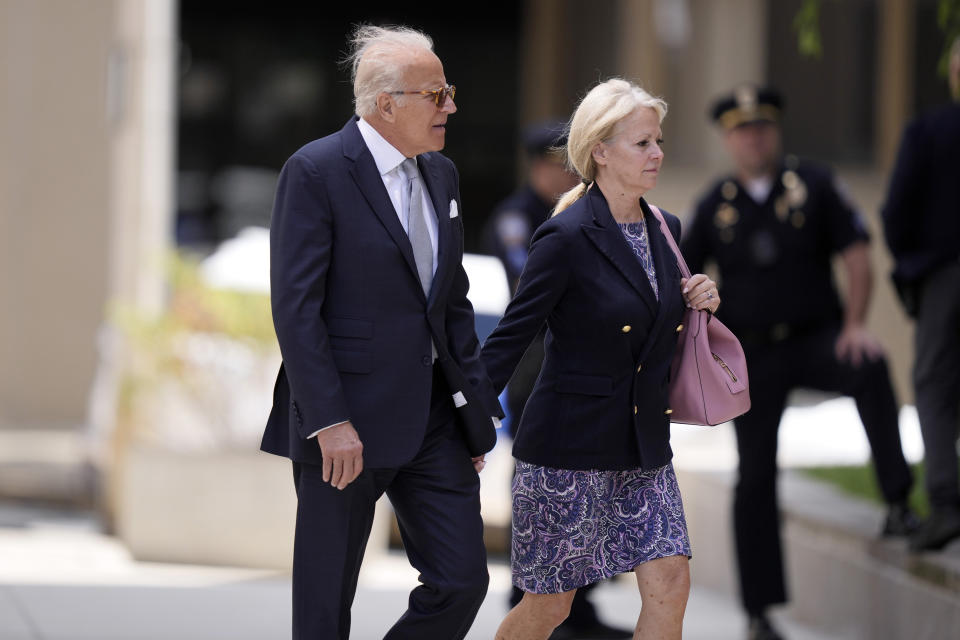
[747,612,784,640]
[881,501,921,537]
[909,506,960,552]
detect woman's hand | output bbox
[471,454,486,473]
[681,273,720,313]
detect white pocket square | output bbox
[449,200,459,218]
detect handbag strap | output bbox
[648,204,692,280]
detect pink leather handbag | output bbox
[650,205,751,426]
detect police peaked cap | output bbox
[522,120,568,157]
[710,85,784,130]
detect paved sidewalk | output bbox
[0,503,839,640]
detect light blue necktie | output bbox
[401,158,433,296]
[401,158,437,360]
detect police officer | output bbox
[485,122,577,290]
[883,37,960,553]
[483,122,630,640]
[681,86,918,640]
[484,121,580,431]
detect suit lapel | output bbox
[416,154,453,310]
[580,186,659,315]
[341,118,422,293]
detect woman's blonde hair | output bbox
[554,79,668,214]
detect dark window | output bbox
[177,1,521,251]
[766,0,877,164]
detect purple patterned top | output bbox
[618,218,658,299]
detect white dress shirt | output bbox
[309,118,440,438]
[356,117,439,272]
[744,175,774,205]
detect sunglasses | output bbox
[389,84,456,107]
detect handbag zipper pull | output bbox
[712,353,738,383]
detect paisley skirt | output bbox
[511,460,691,594]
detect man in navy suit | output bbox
[883,37,960,552]
[261,25,502,639]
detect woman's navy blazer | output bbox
[481,185,686,471]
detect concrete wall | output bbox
[679,469,960,638]
[0,0,115,430]
[0,0,173,431]
[0,0,174,506]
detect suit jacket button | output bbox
[421,355,432,366]
[634,405,638,415]
[665,408,673,415]
[636,363,642,373]
[622,325,632,333]
[676,324,684,332]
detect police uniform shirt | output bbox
[682,158,869,335]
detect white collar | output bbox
[357,117,409,176]
[743,175,774,204]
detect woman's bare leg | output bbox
[633,555,690,639]
[495,589,578,640]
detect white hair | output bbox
[554,79,668,214]
[345,24,435,117]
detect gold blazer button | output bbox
[636,363,642,373]
[622,325,632,333]
[664,408,673,415]
[676,324,684,332]
[634,405,638,415]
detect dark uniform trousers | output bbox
[734,324,913,613]
[914,261,960,509]
[291,365,489,640]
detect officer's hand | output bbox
[315,421,364,490]
[682,274,721,314]
[834,325,885,368]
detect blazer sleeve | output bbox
[481,218,572,394]
[444,165,504,418]
[269,153,351,438]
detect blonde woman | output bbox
[482,79,720,639]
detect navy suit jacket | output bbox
[481,185,686,471]
[882,102,960,284]
[262,117,502,468]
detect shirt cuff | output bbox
[308,420,349,439]
[491,416,502,430]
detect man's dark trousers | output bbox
[732,325,913,613]
[914,261,960,510]
[291,366,488,640]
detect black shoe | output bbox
[747,614,784,640]
[909,507,960,552]
[881,502,921,537]
[550,620,633,639]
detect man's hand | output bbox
[471,454,486,473]
[835,325,885,368]
[315,421,364,490]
